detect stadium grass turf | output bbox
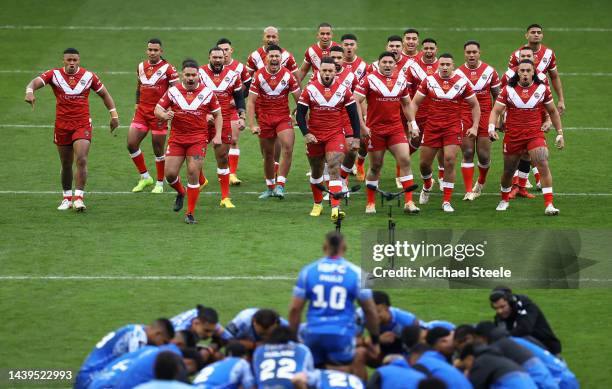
[1,0,612,387]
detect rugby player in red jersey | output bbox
[297,22,340,83]
[155,59,222,224]
[455,41,500,201]
[296,57,361,220]
[409,53,480,213]
[489,59,564,216]
[247,45,301,199]
[216,38,250,186]
[24,48,119,211]
[355,51,420,215]
[401,28,422,60]
[199,46,246,208]
[127,39,179,194]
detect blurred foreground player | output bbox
[24,48,119,211]
[155,59,222,224]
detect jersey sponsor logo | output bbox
[138,62,170,85]
[52,70,94,95]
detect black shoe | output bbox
[173,193,185,212]
[184,213,197,224]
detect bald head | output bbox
[263,26,280,47]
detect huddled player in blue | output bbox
[289,231,380,379]
[88,345,158,389]
[366,354,426,389]
[252,326,314,389]
[224,308,289,352]
[192,341,255,389]
[356,290,419,364]
[133,351,194,389]
[292,369,364,389]
[75,319,175,389]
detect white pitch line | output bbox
[0,190,610,197]
[1,25,612,32]
[0,275,295,281]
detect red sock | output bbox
[169,178,185,195]
[512,174,519,186]
[356,155,365,172]
[542,187,554,206]
[217,168,230,199]
[438,167,445,180]
[228,148,239,174]
[155,156,165,182]
[477,164,489,185]
[366,180,378,204]
[329,180,342,207]
[187,184,200,214]
[266,178,276,190]
[310,179,323,203]
[443,182,454,203]
[274,162,280,175]
[423,174,433,191]
[461,163,474,192]
[533,168,541,184]
[399,176,414,202]
[501,186,512,202]
[130,149,148,174]
[277,176,286,187]
[395,164,401,178]
[340,165,350,180]
[518,176,528,189]
[199,170,207,186]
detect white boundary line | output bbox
[1,25,612,32]
[1,124,611,131]
[0,275,295,281]
[0,190,610,196]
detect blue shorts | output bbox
[301,328,356,366]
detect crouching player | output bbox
[155,59,222,224]
[489,59,564,215]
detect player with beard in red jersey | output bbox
[155,59,222,224]
[355,51,420,215]
[128,39,179,194]
[489,59,564,216]
[24,48,119,212]
[455,41,500,201]
[409,53,480,213]
[199,46,246,209]
[296,58,361,221]
[247,45,301,199]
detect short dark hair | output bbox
[464,40,480,49]
[148,38,162,46]
[177,330,197,348]
[180,347,205,371]
[418,377,448,389]
[378,51,396,61]
[459,342,476,360]
[387,35,402,43]
[63,48,79,55]
[226,341,247,357]
[401,325,422,350]
[403,28,419,36]
[474,321,497,342]
[182,59,199,70]
[508,61,543,87]
[266,44,282,53]
[519,46,535,52]
[425,327,451,347]
[324,231,344,255]
[454,324,476,343]
[372,291,391,306]
[253,309,280,329]
[527,23,543,31]
[266,325,296,344]
[155,318,176,340]
[409,343,431,359]
[154,351,184,380]
[439,53,454,60]
[489,286,513,303]
[196,305,219,324]
[318,22,332,29]
[330,46,344,54]
[341,33,357,42]
[422,38,437,46]
[209,46,224,55]
[216,37,232,46]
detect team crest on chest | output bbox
[68,77,77,87]
[324,88,332,98]
[386,78,393,88]
[521,89,530,98]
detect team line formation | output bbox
[72,232,579,389]
[24,23,567,224]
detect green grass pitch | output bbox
[1,0,612,387]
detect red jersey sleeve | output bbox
[298,87,311,106]
[166,64,179,83]
[286,53,299,72]
[38,69,54,85]
[490,69,501,89]
[416,78,429,96]
[350,75,359,91]
[90,72,104,93]
[543,85,554,104]
[288,73,300,93]
[248,74,260,95]
[548,51,557,72]
[232,74,243,92]
[304,48,313,65]
[157,90,172,109]
[343,88,355,106]
[461,82,475,100]
[208,93,221,113]
[400,81,412,99]
[495,87,509,106]
[246,54,257,72]
[240,66,252,84]
[508,52,519,69]
[353,77,369,97]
